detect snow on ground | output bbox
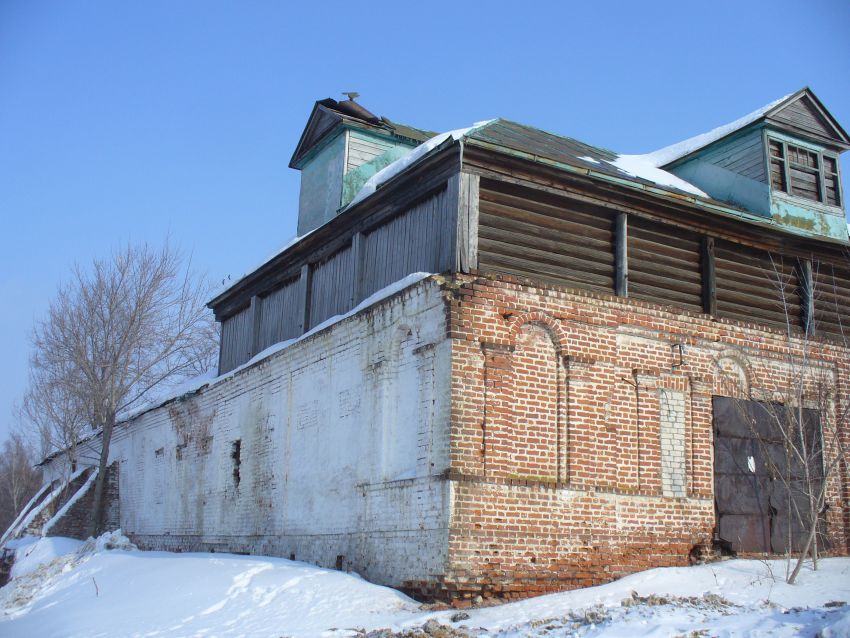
[8,536,84,579]
[1,533,849,638]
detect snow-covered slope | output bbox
[2,533,849,637]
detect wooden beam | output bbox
[249,295,262,357]
[615,212,628,297]
[297,264,312,334]
[455,172,480,272]
[350,232,365,308]
[799,258,814,335]
[701,236,717,315]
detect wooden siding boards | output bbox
[696,128,767,183]
[769,96,838,143]
[361,186,454,298]
[628,216,703,313]
[715,241,803,332]
[477,178,615,293]
[813,262,850,341]
[217,179,458,374]
[257,279,301,352]
[219,308,253,374]
[346,131,398,172]
[310,247,354,328]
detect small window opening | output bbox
[768,138,841,206]
[231,440,242,487]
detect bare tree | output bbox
[725,253,849,584]
[21,366,88,472]
[0,433,42,534]
[30,242,217,535]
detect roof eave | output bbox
[464,137,850,248]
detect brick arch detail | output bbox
[483,317,566,483]
[507,312,568,357]
[710,350,753,399]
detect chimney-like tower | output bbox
[289,95,433,235]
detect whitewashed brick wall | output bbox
[659,389,686,497]
[86,278,450,587]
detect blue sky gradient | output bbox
[1,0,848,442]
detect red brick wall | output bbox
[441,271,850,601]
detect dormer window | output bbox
[768,138,841,207]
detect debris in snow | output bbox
[2,543,850,637]
[620,590,735,611]
[363,619,474,638]
[9,536,83,579]
[79,529,137,555]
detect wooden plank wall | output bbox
[346,132,398,172]
[218,184,456,374]
[814,263,850,341]
[361,186,454,298]
[475,176,840,341]
[219,308,254,374]
[696,128,766,183]
[478,178,614,293]
[715,241,802,332]
[257,279,301,351]
[310,247,354,328]
[770,97,834,140]
[628,216,703,313]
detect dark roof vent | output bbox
[321,93,380,124]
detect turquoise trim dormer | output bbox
[661,88,849,243]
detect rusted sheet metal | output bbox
[712,397,824,554]
[717,514,771,553]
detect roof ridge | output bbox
[645,92,796,168]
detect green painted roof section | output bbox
[464,119,703,197]
[379,118,436,144]
[458,119,849,245]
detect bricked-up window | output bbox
[768,138,842,206]
[231,440,241,487]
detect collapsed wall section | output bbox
[104,277,453,587]
[442,272,850,602]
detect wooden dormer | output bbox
[290,97,434,236]
[662,88,849,242]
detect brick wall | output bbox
[45,463,120,540]
[102,278,452,588]
[439,271,850,602]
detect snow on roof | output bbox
[345,119,496,209]
[126,273,435,426]
[212,227,317,301]
[215,96,798,303]
[645,93,792,168]
[597,93,795,199]
[610,154,709,198]
[577,155,600,164]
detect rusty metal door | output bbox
[713,397,823,554]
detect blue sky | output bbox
[1,1,849,444]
